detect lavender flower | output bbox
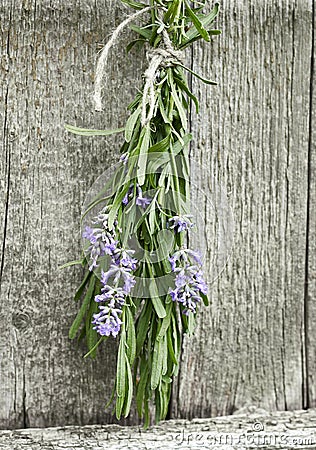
[122,183,151,208]
[92,301,123,338]
[168,248,202,271]
[120,153,129,165]
[168,214,194,233]
[92,258,137,338]
[82,224,118,271]
[135,185,151,208]
[91,262,137,338]
[168,248,207,315]
[122,184,134,205]
[101,264,136,294]
[84,209,138,338]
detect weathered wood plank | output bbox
[0,408,316,449]
[0,0,314,430]
[174,0,313,419]
[307,0,316,408]
[0,0,147,429]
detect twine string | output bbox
[94,7,184,126]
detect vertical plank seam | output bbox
[303,0,315,411]
[0,4,12,290]
[0,91,10,290]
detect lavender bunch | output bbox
[64,0,220,428]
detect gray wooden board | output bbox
[0,407,316,449]
[174,0,314,419]
[306,0,316,408]
[0,0,315,430]
[0,0,148,428]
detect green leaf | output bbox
[123,354,134,417]
[74,269,92,302]
[167,325,178,365]
[136,301,152,357]
[148,190,159,234]
[180,29,221,49]
[136,362,149,417]
[151,337,163,390]
[65,124,125,136]
[161,334,168,376]
[156,302,173,341]
[125,306,136,365]
[200,291,209,306]
[168,70,187,131]
[147,134,192,173]
[117,329,127,399]
[151,296,167,319]
[137,125,151,186]
[83,336,107,358]
[121,206,136,247]
[85,293,99,357]
[125,105,141,143]
[104,381,116,409]
[126,38,146,53]
[121,0,148,10]
[107,184,130,229]
[180,3,220,48]
[184,0,210,42]
[149,278,166,318]
[165,0,181,24]
[148,134,170,153]
[59,259,84,270]
[158,94,172,124]
[173,74,199,113]
[69,275,96,339]
[178,63,217,85]
[130,24,152,40]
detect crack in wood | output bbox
[304,0,315,412]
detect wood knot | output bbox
[12,312,32,332]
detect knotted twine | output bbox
[93,7,185,127]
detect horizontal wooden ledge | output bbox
[0,407,316,450]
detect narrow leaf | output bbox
[69,275,96,339]
[125,105,141,143]
[123,354,134,417]
[184,0,210,42]
[59,259,85,270]
[65,124,125,136]
[137,125,151,186]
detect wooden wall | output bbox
[0,0,314,429]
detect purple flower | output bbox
[120,153,128,165]
[100,265,136,295]
[168,247,207,315]
[122,193,129,205]
[82,213,119,270]
[82,226,97,243]
[92,305,123,338]
[83,206,138,339]
[168,248,203,272]
[168,215,194,233]
[122,184,134,206]
[135,185,151,208]
[136,196,151,208]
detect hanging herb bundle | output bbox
[63,0,220,427]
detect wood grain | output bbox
[306,0,316,408]
[0,408,316,449]
[173,0,313,419]
[0,0,314,430]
